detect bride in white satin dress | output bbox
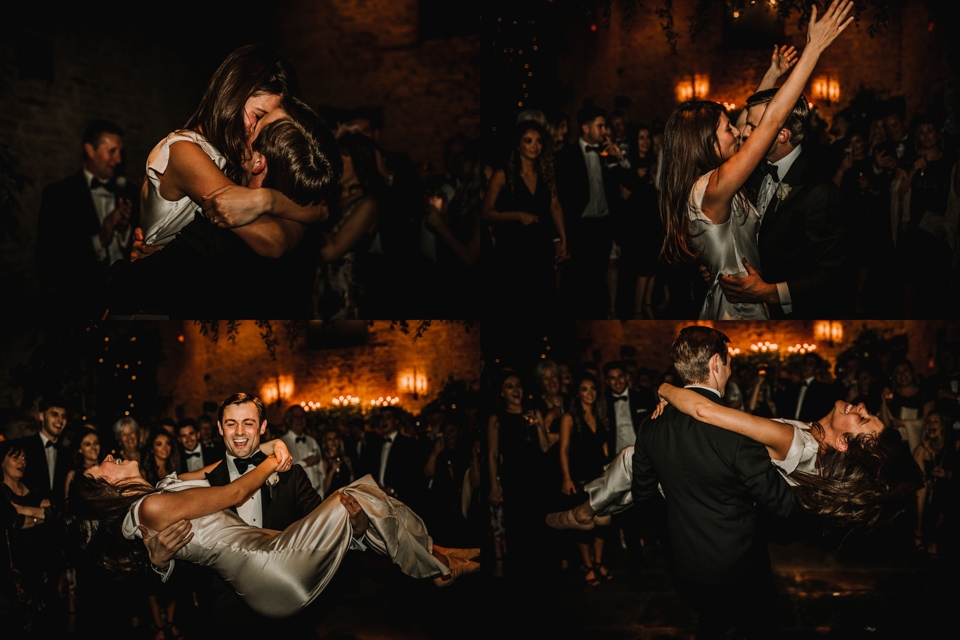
[657,0,853,319]
[68,440,478,619]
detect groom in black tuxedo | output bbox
[146,393,323,638]
[719,89,852,318]
[632,327,798,638]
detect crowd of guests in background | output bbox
[3,340,958,637]
[483,93,959,319]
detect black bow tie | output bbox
[613,395,629,403]
[45,440,56,448]
[90,178,117,193]
[761,162,780,183]
[585,145,601,154]
[186,452,201,459]
[234,451,266,474]
[295,436,306,444]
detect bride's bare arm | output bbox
[159,141,314,258]
[657,383,794,461]
[178,461,222,482]
[139,454,281,531]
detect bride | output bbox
[67,439,478,618]
[658,0,853,319]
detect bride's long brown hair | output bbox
[659,101,750,264]
[66,473,154,575]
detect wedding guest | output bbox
[176,419,215,473]
[64,426,101,498]
[2,440,62,635]
[35,120,137,315]
[556,105,628,317]
[280,405,323,494]
[17,397,72,507]
[315,132,386,319]
[112,416,142,465]
[913,411,955,558]
[483,120,568,314]
[881,359,935,453]
[320,428,354,498]
[892,115,956,317]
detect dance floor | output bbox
[110,533,947,639]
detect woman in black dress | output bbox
[482,120,568,314]
[487,373,552,578]
[558,372,611,585]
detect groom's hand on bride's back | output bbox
[718,258,778,304]
[142,519,193,570]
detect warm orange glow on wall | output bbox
[675,74,710,102]
[261,375,294,405]
[398,369,428,396]
[811,76,840,105]
[814,321,844,345]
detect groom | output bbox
[718,89,852,318]
[145,393,327,638]
[632,327,798,638]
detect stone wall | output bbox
[156,320,481,423]
[556,0,949,127]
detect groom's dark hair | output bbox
[746,88,809,146]
[671,327,730,386]
[254,97,342,207]
[218,393,266,426]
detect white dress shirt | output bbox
[84,168,131,265]
[227,455,263,527]
[281,431,323,493]
[611,391,636,453]
[39,432,57,490]
[182,446,205,472]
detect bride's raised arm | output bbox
[139,451,286,532]
[657,383,794,461]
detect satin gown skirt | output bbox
[584,446,637,515]
[167,474,448,618]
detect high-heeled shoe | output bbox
[545,509,594,531]
[433,555,480,588]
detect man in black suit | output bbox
[19,396,73,506]
[106,103,339,318]
[718,89,852,318]
[555,105,627,317]
[632,327,798,638]
[146,393,325,638]
[362,406,426,513]
[784,354,836,423]
[176,418,217,474]
[35,120,137,315]
[603,360,658,568]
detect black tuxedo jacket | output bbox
[17,433,72,506]
[35,170,138,312]
[784,379,835,424]
[632,388,797,586]
[362,432,426,509]
[605,387,658,453]
[755,146,852,318]
[555,142,623,222]
[205,455,322,530]
[106,211,315,318]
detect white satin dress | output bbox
[122,474,448,618]
[687,171,769,320]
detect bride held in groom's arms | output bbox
[66,395,479,621]
[659,0,854,320]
